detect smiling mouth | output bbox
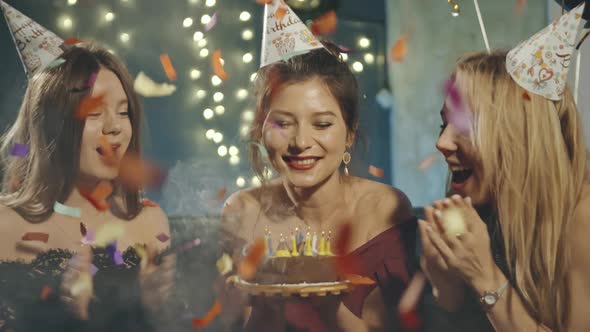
[282,156,321,170]
[451,167,473,184]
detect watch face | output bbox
[484,294,496,305]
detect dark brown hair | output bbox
[250,41,359,177]
[0,43,143,222]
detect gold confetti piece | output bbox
[94,223,125,247]
[448,0,460,16]
[216,253,233,276]
[344,274,376,285]
[212,49,229,81]
[133,72,177,97]
[159,54,177,81]
[390,34,408,63]
[238,238,266,280]
[442,208,466,236]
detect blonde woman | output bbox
[419,50,590,332]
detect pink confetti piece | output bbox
[175,238,201,254]
[90,264,99,276]
[10,143,29,157]
[443,79,472,135]
[337,44,354,53]
[156,233,170,242]
[87,72,98,89]
[114,250,124,265]
[418,154,439,171]
[82,231,95,245]
[204,12,218,31]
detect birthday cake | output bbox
[252,230,342,285]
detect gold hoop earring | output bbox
[342,151,351,176]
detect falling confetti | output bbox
[80,181,113,211]
[390,34,408,63]
[515,0,527,16]
[522,91,531,101]
[94,223,125,247]
[75,95,104,121]
[192,299,223,328]
[90,264,99,276]
[337,44,354,53]
[275,6,288,21]
[344,274,376,285]
[238,238,266,280]
[54,201,82,218]
[63,37,84,45]
[156,233,170,243]
[216,253,233,276]
[368,165,385,178]
[398,310,421,330]
[40,286,53,301]
[141,198,160,207]
[118,153,166,190]
[447,0,461,16]
[9,143,29,157]
[214,187,227,202]
[310,10,338,35]
[211,49,229,81]
[46,58,66,69]
[443,79,472,135]
[21,232,49,243]
[418,154,438,171]
[87,72,98,89]
[256,0,273,4]
[159,54,177,81]
[205,12,218,31]
[133,71,177,97]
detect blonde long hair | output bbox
[0,44,143,222]
[454,51,587,331]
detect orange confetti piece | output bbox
[310,10,338,35]
[80,181,113,211]
[390,34,408,63]
[515,0,527,16]
[275,7,288,21]
[141,198,159,207]
[118,153,166,190]
[256,0,273,4]
[214,188,227,202]
[41,285,53,301]
[211,50,229,81]
[160,54,177,81]
[238,238,266,280]
[368,165,384,178]
[75,95,104,121]
[21,232,49,243]
[344,274,376,285]
[98,135,118,166]
[192,299,223,328]
[63,37,84,46]
[522,91,531,101]
[418,154,438,171]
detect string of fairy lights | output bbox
[52,0,378,190]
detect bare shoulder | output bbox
[0,203,28,259]
[135,205,171,251]
[352,177,413,237]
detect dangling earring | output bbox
[342,151,351,176]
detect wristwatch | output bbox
[480,281,509,310]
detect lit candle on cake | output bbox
[318,231,326,256]
[304,231,313,256]
[326,231,334,256]
[290,231,300,256]
[312,231,318,255]
[275,234,291,257]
